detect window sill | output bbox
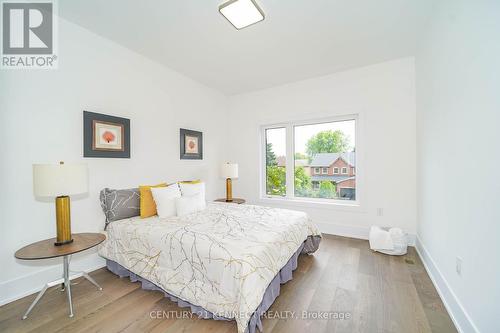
[258,196,364,212]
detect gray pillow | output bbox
[100,187,140,229]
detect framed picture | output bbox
[180,128,203,160]
[83,111,130,158]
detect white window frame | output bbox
[260,114,361,207]
[333,167,339,174]
[341,167,348,174]
[321,167,328,174]
[314,167,320,174]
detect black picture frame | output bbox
[83,111,130,158]
[180,128,203,160]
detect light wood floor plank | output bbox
[0,235,457,333]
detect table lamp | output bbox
[33,162,88,246]
[220,163,238,202]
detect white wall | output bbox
[0,18,227,305]
[227,58,417,239]
[415,1,500,332]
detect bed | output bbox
[98,202,321,333]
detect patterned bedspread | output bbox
[98,203,321,332]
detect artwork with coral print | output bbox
[84,111,130,158]
[185,135,198,154]
[180,128,203,160]
[93,120,124,151]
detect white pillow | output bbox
[179,182,206,202]
[151,184,181,218]
[175,193,206,216]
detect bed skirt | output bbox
[106,235,321,333]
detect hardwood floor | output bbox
[0,235,457,333]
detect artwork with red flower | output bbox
[84,111,130,158]
[180,128,203,160]
[92,120,124,152]
[185,135,198,154]
[102,131,116,143]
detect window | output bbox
[265,127,286,196]
[262,117,357,203]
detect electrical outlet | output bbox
[377,208,384,216]
[456,257,463,276]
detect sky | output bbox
[266,120,356,157]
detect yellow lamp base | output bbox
[225,178,233,202]
[55,196,73,246]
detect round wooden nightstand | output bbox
[214,198,246,204]
[15,233,106,319]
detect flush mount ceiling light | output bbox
[219,0,265,30]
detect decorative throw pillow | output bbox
[151,184,181,218]
[179,179,202,184]
[100,187,140,229]
[178,181,206,203]
[139,183,167,218]
[175,193,207,216]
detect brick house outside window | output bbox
[309,152,356,200]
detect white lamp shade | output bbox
[33,163,88,197]
[221,163,238,179]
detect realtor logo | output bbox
[1,0,57,68]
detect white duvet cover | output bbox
[98,203,321,332]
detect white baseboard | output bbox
[316,221,416,246]
[415,236,479,333]
[316,221,369,239]
[0,254,106,307]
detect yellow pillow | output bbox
[139,183,167,218]
[179,179,202,184]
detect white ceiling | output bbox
[60,0,430,95]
